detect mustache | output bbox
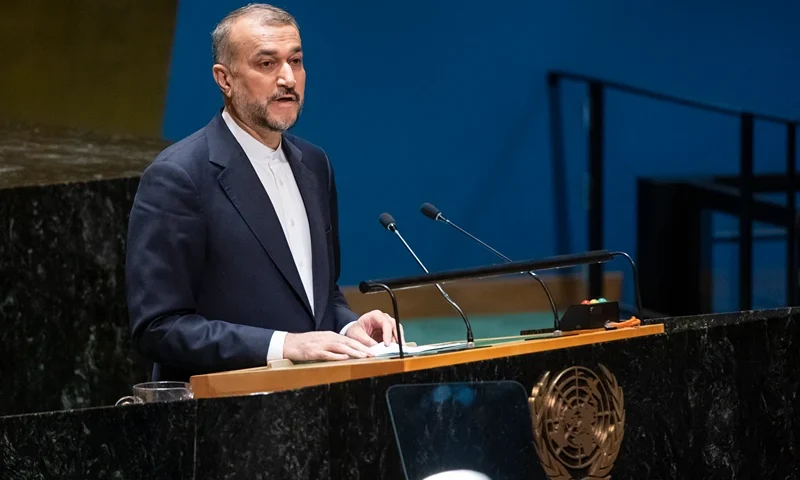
[268,89,300,102]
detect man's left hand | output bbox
[345,309,402,347]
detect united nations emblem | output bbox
[528,365,624,480]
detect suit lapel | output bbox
[283,140,330,327]
[206,114,314,319]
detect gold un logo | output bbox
[528,365,625,480]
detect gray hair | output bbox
[211,3,299,67]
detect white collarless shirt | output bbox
[222,109,314,361]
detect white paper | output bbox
[368,341,465,357]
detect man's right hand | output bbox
[283,331,374,361]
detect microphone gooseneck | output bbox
[378,213,475,346]
[420,202,561,332]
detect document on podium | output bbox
[368,341,467,357]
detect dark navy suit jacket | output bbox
[125,112,358,381]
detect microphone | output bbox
[378,213,475,346]
[420,202,561,332]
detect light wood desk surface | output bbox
[190,324,664,399]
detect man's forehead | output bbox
[230,19,301,54]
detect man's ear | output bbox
[212,64,233,98]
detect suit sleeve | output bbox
[126,160,273,373]
[326,157,360,332]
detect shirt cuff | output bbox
[266,331,288,362]
[339,321,358,336]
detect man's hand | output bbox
[344,309,402,347]
[283,331,373,361]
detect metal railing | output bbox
[548,70,799,310]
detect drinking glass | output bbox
[115,381,193,405]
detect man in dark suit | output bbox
[125,4,397,381]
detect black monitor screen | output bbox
[386,381,545,480]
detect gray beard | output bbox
[233,95,303,133]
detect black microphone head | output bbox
[378,212,397,231]
[420,202,442,221]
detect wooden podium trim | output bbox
[190,324,664,399]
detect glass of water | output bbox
[115,381,193,405]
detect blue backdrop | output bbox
[163,0,800,312]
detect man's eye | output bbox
[290,58,302,65]
[261,61,274,68]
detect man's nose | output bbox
[276,62,296,89]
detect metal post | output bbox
[588,82,605,299]
[739,114,754,311]
[787,123,797,305]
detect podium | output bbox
[4,308,799,479]
[186,252,667,479]
[189,325,664,398]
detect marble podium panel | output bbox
[0,121,166,416]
